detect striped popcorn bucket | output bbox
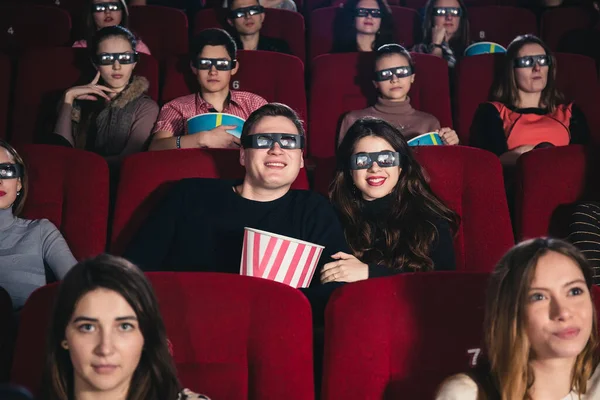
[240,228,324,288]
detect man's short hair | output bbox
[189,28,237,62]
[241,103,305,141]
[228,0,261,12]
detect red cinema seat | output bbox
[129,5,189,62]
[110,149,310,254]
[454,52,598,145]
[0,53,10,140]
[308,52,452,158]
[18,145,109,260]
[322,272,490,399]
[193,8,306,64]
[309,6,420,60]
[0,4,71,52]
[10,47,158,144]
[10,0,85,19]
[515,145,600,241]
[468,6,537,47]
[403,0,506,8]
[541,7,594,52]
[314,146,514,272]
[11,273,314,400]
[161,50,307,128]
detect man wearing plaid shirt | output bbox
[149,28,267,151]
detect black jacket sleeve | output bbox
[122,179,188,271]
[470,102,508,156]
[569,103,590,145]
[367,218,456,277]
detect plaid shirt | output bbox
[153,91,267,136]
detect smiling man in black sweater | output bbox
[123,103,349,290]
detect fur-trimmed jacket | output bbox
[54,76,159,164]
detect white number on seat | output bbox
[232,80,240,90]
[467,348,481,367]
[7,26,14,35]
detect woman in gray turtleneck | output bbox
[0,140,76,310]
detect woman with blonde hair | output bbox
[436,238,600,399]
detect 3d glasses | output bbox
[514,54,551,68]
[0,163,23,179]
[350,151,401,170]
[95,52,138,66]
[374,65,414,81]
[355,8,381,18]
[229,5,265,19]
[195,58,237,71]
[92,2,122,12]
[242,133,305,150]
[432,7,461,17]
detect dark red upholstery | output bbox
[0,53,10,140]
[454,52,599,145]
[161,50,307,129]
[322,272,490,399]
[18,145,109,260]
[147,273,314,400]
[309,6,421,60]
[129,5,189,62]
[193,8,306,64]
[10,0,85,19]
[403,0,505,8]
[468,6,537,47]
[304,0,401,13]
[515,145,600,241]
[10,47,158,144]
[308,52,452,158]
[11,273,314,400]
[0,4,71,51]
[541,7,594,51]
[314,146,514,272]
[111,149,310,254]
[10,282,58,396]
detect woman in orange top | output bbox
[470,35,589,167]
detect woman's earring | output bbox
[16,190,21,196]
[61,340,69,350]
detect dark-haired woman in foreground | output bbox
[323,118,458,283]
[42,254,208,400]
[437,238,600,399]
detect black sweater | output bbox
[358,194,457,277]
[123,178,350,287]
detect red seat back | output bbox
[193,8,306,64]
[314,146,514,272]
[161,50,307,129]
[129,5,189,62]
[0,53,10,140]
[322,272,490,399]
[18,145,109,260]
[468,6,537,47]
[541,7,594,52]
[0,4,71,51]
[11,47,158,144]
[11,273,314,400]
[515,145,600,241]
[308,52,452,158]
[110,149,310,254]
[309,6,420,60]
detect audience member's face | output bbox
[524,251,593,362]
[0,148,22,210]
[351,136,401,201]
[514,43,549,95]
[93,0,123,30]
[355,0,382,35]
[433,0,461,38]
[193,45,237,94]
[374,54,414,102]
[96,36,136,92]
[229,0,265,36]
[65,288,144,397]
[240,116,304,191]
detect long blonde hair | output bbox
[485,238,599,399]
